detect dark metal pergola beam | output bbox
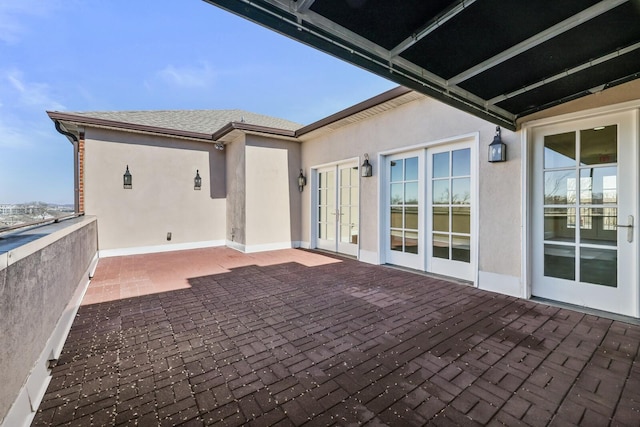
[447,0,628,85]
[389,0,478,58]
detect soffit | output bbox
[203,0,640,130]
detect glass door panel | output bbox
[427,144,475,281]
[316,169,336,251]
[386,152,423,269]
[532,111,637,317]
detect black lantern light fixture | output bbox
[361,153,373,177]
[123,165,132,189]
[488,126,507,163]
[194,170,202,190]
[298,169,307,192]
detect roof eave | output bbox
[47,111,215,141]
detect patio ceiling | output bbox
[202,0,640,130]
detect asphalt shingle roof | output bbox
[65,109,302,133]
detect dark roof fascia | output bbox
[295,86,413,137]
[211,121,297,141]
[46,111,214,141]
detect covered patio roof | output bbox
[203,0,640,130]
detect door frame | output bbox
[310,157,360,257]
[378,133,479,284]
[522,100,640,318]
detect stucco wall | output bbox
[301,95,522,279]
[225,135,246,245]
[84,129,226,251]
[0,217,97,424]
[245,136,302,248]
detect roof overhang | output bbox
[202,0,640,130]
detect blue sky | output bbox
[0,0,396,205]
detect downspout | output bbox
[54,120,80,214]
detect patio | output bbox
[32,247,639,426]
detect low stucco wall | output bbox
[0,217,98,425]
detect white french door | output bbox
[383,141,476,279]
[316,163,359,256]
[531,111,638,317]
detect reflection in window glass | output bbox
[452,149,471,176]
[391,160,403,182]
[579,167,617,205]
[580,125,617,165]
[452,207,470,234]
[433,152,449,178]
[581,247,617,287]
[432,180,449,204]
[544,244,575,280]
[405,157,418,180]
[405,231,419,254]
[544,208,575,241]
[544,132,575,168]
[405,182,419,205]
[433,207,449,232]
[405,206,419,230]
[452,178,470,204]
[580,208,617,246]
[544,170,575,204]
[452,236,470,262]
[433,234,449,259]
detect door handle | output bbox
[617,215,634,243]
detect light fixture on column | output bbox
[488,126,506,162]
[298,169,307,192]
[123,165,132,189]
[361,153,373,177]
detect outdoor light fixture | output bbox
[361,153,373,177]
[214,142,224,151]
[488,126,506,163]
[194,170,202,190]
[298,169,307,192]
[123,165,132,189]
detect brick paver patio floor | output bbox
[33,248,640,426]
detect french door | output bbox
[316,163,359,256]
[384,141,476,279]
[531,111,638,316]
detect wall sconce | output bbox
[194,170,202,190]
[488,126,507,162]
[298,169,307,192]
[123,165,132,189]
[361,153,373,177]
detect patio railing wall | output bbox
[0,216,98,427]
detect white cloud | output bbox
[0,0,58,44]
[5,69,65,111]
[157,62,216,88]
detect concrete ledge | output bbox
[0,216,98,426]
[99,240,225,258]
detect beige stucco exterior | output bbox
[300,95,522,290]
[83,128,226,253]
[66,82,640,307]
